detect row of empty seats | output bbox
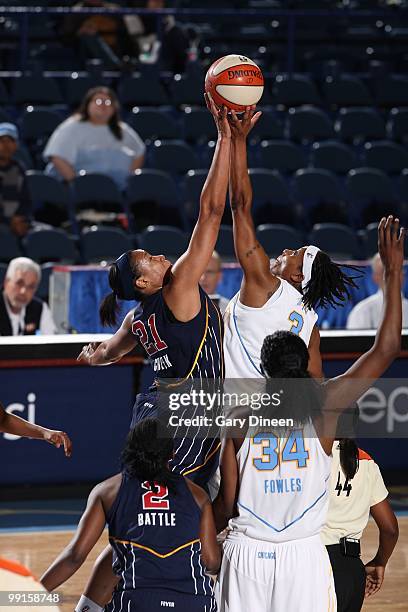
[1,73,408,108]
[1,223,404,269]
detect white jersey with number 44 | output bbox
[223,278,318,378]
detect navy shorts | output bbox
[130,390,158,429]
[106,588,216,611]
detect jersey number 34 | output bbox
[252,430,309,470]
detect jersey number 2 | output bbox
[142,481,170,510]
[132,314,168,356]
[288,311,304,336]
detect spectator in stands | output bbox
[347,252,408,329]
[43,86,145,190]
[62,0,130,70]
[0,123,31,238]
[199,250,229,314]
[0,257,56,336]
[125,0,191,73]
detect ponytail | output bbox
[100,291,119,327]
[99,255,144,327]
[339,439,359,480]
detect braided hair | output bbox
[121,418,177,493]
[302,250,361,311]
[260,331,324,426]
[336,404,360,480]
[99,257,144,327]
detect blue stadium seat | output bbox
[375,75,408,108]
[64,76,106,107]
[0,108,12,123]
[293,168,342,210]
[215,225,235,258]
[80,227,133,263]
[399,168,408,201]
[323,75,373,107]
[309,223,361,259]
[20,108,62,142]
[183,108,217,144]
[23,228,78,263]
[37,262,54,301]
[72,174,124,212]
[0,263,7,286]
[346,167,398,225]
[151,140,199,174]
[259,140,307,174]
[172,74,205,107]
[256,224,304,257]
[310,141,357,174]
[287,106,334,143]
[0,79,9,105]
[249,111,284,143]
[11,76,63,105]
[0,226,22,262]
[248,169,298,226]
[119,75,169,107]
[183,169,207,215]
[336,108,386,143]
[363,223,380,258]
[128,108,179,141]
[363,141,408,174]
[272,74,322,107]
[25,171,72,226]
[388,107,408,144]
[139,225,189,259]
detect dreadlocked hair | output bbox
[99,258,144,327]
[121,418,177,493]
[260,331,324,426]
[302,250,362,311]
[336,403,360,480]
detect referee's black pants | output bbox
[326,544,366,612]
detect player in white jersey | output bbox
[224,109,360,379]
[214,217,405,611]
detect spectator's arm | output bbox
[50,156,76,182]
[130,154,144,172]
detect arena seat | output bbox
[388,107,408,144]
[64,76,108,107]
[139,225,189,259]
[0,227,22,262]
[0,79,9,105]
[309,223,361,259]
[172,74,206,107]
[118,75,169,107]
[346,167,398,225]
[287,106,335,143]
[375,75,408,108]
[215,225,235,258]
[323,75,373,108]
[23,228,78,264]
[80,226,133,263]
[256,224,304,257]
[25,171,72,226]
[71,174,124,213]
[151,140,199,174]
[272,74,322,107]
[336,107,386,143]
[310,140,357,174]
[11,76,63,105]
[128,108,179,141]
[363,141,408,174]
[248,168,299,226]
[248,111,284,143]
[259,140,307,174]
[293,168,343,211]
[20,108,62,143]
[183,108,218,144]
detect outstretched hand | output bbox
[77,342,99,364]
[205,92,231,139]
[364,562,385,598]
[43,429,72,457]
[228,106,262,139]
[378,216,406,274]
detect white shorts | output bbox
[216,533,337,612]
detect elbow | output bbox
[385,521,399,542]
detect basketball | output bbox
[205,54,264,111]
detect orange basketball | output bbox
[205,54,264,112]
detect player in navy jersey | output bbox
[41,419,220,611]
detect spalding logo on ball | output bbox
[205,54,264,112]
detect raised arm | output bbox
[162,95,231,321]
[228,109,280,307]
[321,217,405,441]
[0,402,72,456]
[77,309,137,366]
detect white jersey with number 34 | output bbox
[223,279,318,379]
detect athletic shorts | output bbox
[216,533,336,612]
[130,390,158,429]
[105,588,216,611]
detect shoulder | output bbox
[93,473,122,508]
[358,447,374,461]
[56,116,81,132]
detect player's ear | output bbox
[135,277,147,290]
[290,271,304,285]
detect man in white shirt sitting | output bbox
[0,257,56,336]
[347,252,408,329]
